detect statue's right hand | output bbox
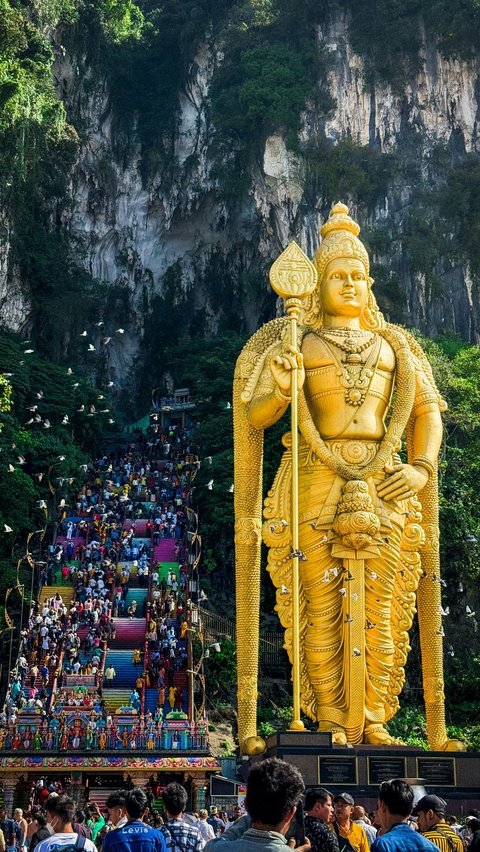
[270,345,305,397]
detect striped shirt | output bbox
[423,824,463,852]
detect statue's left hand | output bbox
[377,463,428,502]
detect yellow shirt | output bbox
[423,824,463,852]
[337,821,370,852]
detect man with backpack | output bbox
[161,783,204,852]
[34,795,96,852]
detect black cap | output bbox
[334,793,355,806]
[414,795,447,816]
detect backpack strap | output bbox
[75,835,87,850]
[432,826,457,852]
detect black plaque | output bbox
[417,757,456,787]
[368,756,407,785]
[319,756,357,786]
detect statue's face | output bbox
[320,257,368,318]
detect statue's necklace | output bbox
[313,329,379,406]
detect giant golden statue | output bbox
[234,202,461,753]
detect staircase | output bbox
[110,618,147,649]
[124,588,148,614]
[87,789,118,810]
[144,688,158,714]
[103,649,139,688]
[102,689,132,712]
[39,585,74,608]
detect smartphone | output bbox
[287,801,305,847]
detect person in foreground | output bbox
[35,795,97,852]
[415,796,462,852]
[102,788,167,852]
[205,757,311,852]
[371,780,437,852]
[304,788,338,852]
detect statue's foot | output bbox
[319,725,348,745]
[363,725,405,746]
[438,738,466,752]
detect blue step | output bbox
[145,688,158,713]
[124,588,148,615]
[104,649,140,688]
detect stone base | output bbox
[266,732,480,812]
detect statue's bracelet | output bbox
[412,456,435,477]
[274,385,291,403]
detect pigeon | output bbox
[95,321,104,327]
[80,330,87,337]
[207,479,214,490]
[102,337,111,345]
[43,419,51,429]
[115,328,125,334]
[72,382,79,389]
[353,647,361,656]
[24,349,34,354]
[280,585,289,595]
[58,499,66,508]
[228,484,234,493]
[62,416,69,425]
[107,382,114,387]
[99,409,110,413]
[34,473,44,482]
[7,464,15,473]
[440,606,450,616]
[58,455,66,461]
[67,368,73,375]
[34,414,42,422]
[17,456,26,465]
[25,418,34,425]
[339,588,346,597]
[366,619,375,630]
[37,500,47,509]
[225,402,231,410]
[204,456,212,464]
[466,606,476,618]
[437,627,445,637]
[87,344,96,352]
[345,614,353,623]
[369,572,377,580]
[89,406,96,414]
[4,524,12,533]
[36,391,43,399]
[27,405,38,412]
[77,405,84,413]
[97,395,105,400]
[108,419,115,424]
[459,582,464,593]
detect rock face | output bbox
[5,13,480,378]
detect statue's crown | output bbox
[315,202,369,280]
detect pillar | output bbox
[3,774,20,815]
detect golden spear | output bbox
[269,242,317,730]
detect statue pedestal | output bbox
[266,732,480,811]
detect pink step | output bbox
[153,541,176,561]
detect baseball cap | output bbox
[334,793,355,806]
[414,795,447,816]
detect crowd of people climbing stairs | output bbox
[0,424,207,752]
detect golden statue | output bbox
[234,202,462,753]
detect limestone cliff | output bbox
[2,7,480,383]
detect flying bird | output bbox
[43,419,51,429]
[58,499,66,508]
[67,368,73,375]
[207,479,214,490]
[115,328,125,334]
[80,330,87,337]
[204,456,212,464]
[58,455,65,461]
[87,344,96,352]
[102,337,111,345]
[37,500,47,509]
[17,455,26,465]
[77,405,84,413]
[107,381,114,387]
[95,321,104,327]
[225,402,231,409]
[228,484,234,493]
[4,524,12,533]
[24,349,34,354]
[36,391,43,399]
[72,382,79,388]
[7,464,15,473]
[62,416,69,425]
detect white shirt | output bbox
[36,833,97,852]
